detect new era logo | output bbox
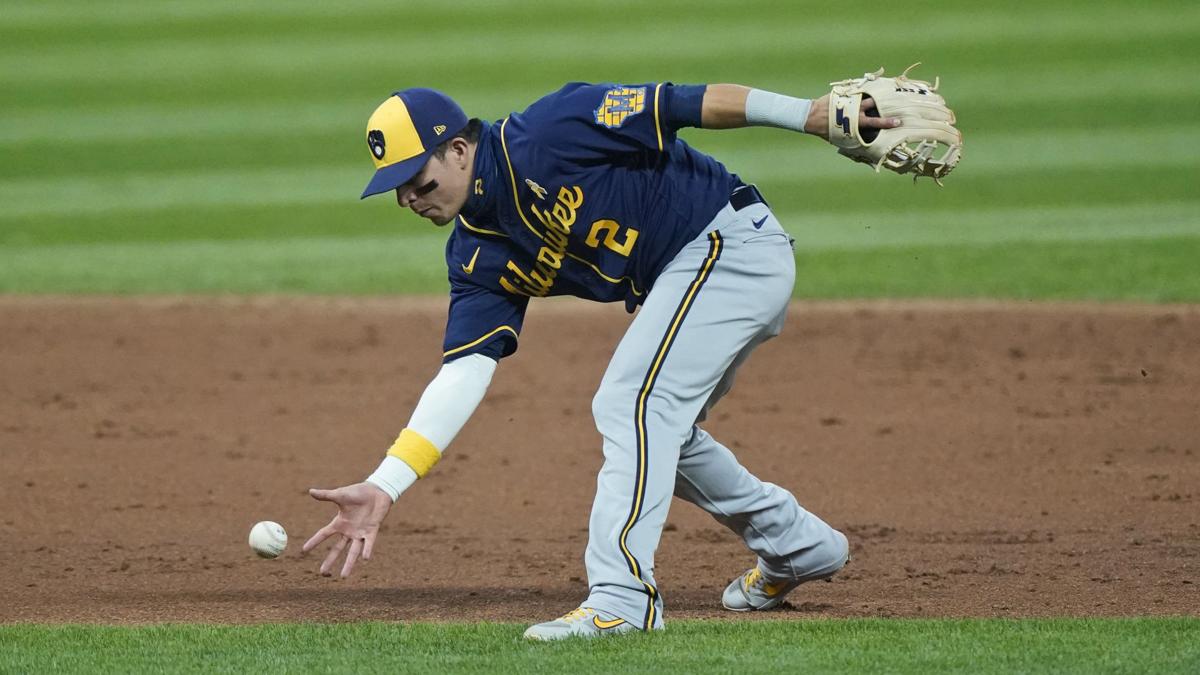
[433,125,447,135]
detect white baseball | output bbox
[248,521,288,559]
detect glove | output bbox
[827,64,962,183]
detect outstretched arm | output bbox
[698,83,900,138]
[302,353,497,577]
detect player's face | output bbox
[394,139,473,227]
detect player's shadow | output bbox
[93,584,841,622]
[95,586,584,622]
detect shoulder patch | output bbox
[594,86,647,129]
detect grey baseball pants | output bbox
[583,195,850,629]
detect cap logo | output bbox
[433,124,447,135]
[368,129,386,160]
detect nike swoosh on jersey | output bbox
[592,616,627,630]
[752,215,768,230]
[461,246,481,274]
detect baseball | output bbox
[248,521,288,559]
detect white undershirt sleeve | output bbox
[365,353,497,501]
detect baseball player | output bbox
[303,75,959,639]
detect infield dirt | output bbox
[1,297,1196,624]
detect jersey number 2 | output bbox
[586,220,639,257]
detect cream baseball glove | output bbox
[828,64,962,183]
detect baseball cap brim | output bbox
[360,151,433,199]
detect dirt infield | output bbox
[1,297,1196,624]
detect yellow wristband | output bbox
[386,428,441,478]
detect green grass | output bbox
[3,235,1197,300]
[791,237,1200,302]
[1,0,1198,297]
[1,619,1197,674]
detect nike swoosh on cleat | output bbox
[461,246,481,274]
[593,616,627,630]
[752,215,768,229]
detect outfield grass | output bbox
[2,0,1197,298]
[2,619,1197,674]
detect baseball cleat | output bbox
[722,555,850,612]
[721,567,804,611]
[522,607,638,641]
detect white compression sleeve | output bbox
[744,89,812,133]
[406,352,497,450]
[366,353,498,501]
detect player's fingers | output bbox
[362,532,376,561]
[856,97,901,129]
[308,487,335,502]
[341,538,364,578]
[320,536,348,576]
[862,115,902,129]
[301,523,335,553]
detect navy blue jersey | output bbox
[441,82,741,362]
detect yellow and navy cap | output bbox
[360,88,469,199]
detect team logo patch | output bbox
[594,86,647,129]
[368,129,386,159]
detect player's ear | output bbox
[449,137,470,170]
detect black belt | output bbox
[730,184,768,211]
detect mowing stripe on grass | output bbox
[781,203,1200,249]
[4,157,1196,221]
[2,234,1196,299]
[6,123,1197,182]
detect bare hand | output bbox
[302,482,393,578]
[805,95,901,140]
